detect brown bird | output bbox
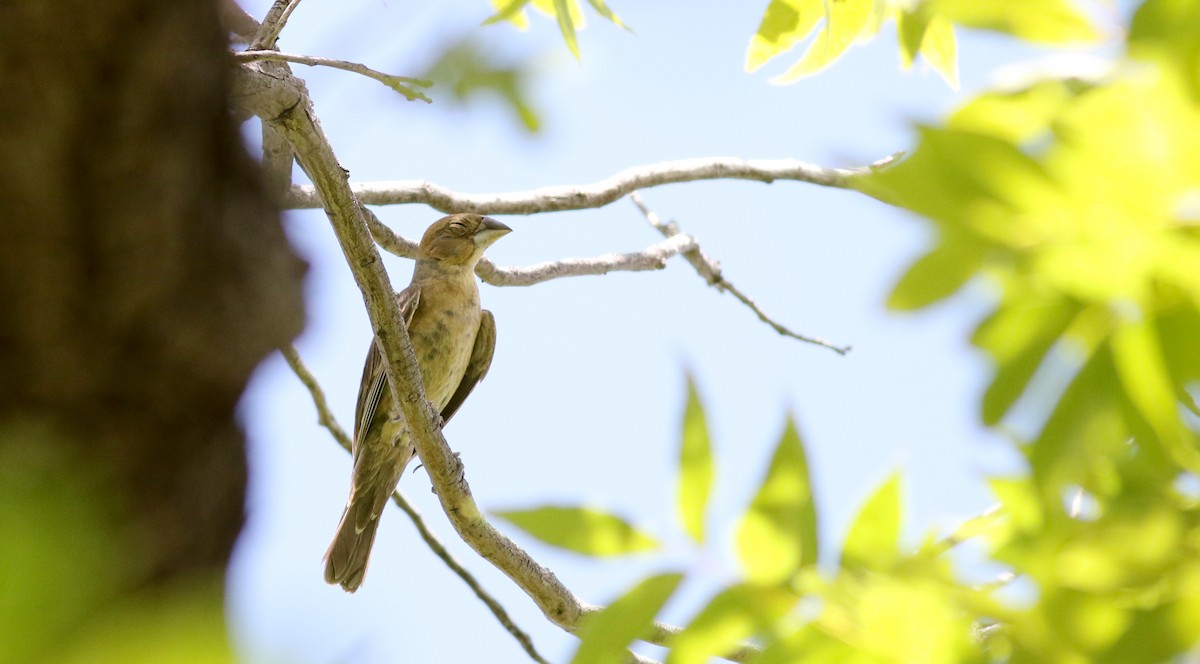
[324,213,511,592]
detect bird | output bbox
[324,213,511,592]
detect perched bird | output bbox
[324,213,511,592]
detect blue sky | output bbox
[228,2,1101,661]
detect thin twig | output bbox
[362,204,699,286]
[279,345,550,664]
[630,193,850,354]
[283,154,903,213]
[234,50,432,103]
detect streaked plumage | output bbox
[324,213,510,592]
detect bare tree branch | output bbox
[283,154,902,214]
[279,345,550,664]
[251,0,302,50]
[233,64,788,664]
[235,62,586,628]
[220,0,261,42]
[631,193,851,354]
[362,205,700,286]
[234,50,432,102]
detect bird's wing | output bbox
[440,309,496,425]
[351,286,421,457]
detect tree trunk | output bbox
[0,0,304,658]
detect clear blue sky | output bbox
[229,2,1095,662]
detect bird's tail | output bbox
[323,499,381,593]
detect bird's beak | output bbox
[473,217,512,247]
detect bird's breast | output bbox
[408,280,481,409]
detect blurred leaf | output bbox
[919,15,959,89]
[665,583,796,664]
[841,473,901,570]
[1097,590,1200,663]
[972,296,1079,425]
[896,4,930,68]
[571,573,683,664]
[678,373,714,544]
[1111,317,1200,471]
[552,0,581,60]
[745,0,824,73]
[771,0,876,84]
[0,424,126,663]
[736,416,819,583]
[486,0,626,57]
[584,0,628,31]
[758,623,871,664]
[862,125,1057,232]
[55,577,232,664]
[493,505,659,556]
[422,39,542,132]
[886,232,986,311]
[485,0,533,28]
[897,8,959,89]
[1129,0,1200,98]
[924,0,1100,43]
[948,79,1085,144]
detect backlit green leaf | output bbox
[841,473,902,570]
[552,0,581,60]
[493,505,659,556]
[886,235,986,311]
[771,0,875,83]
[665,583,796,664]
[572,573,683,664]
[736,416,818,583]
[925,0,1100,44]
[678,373,714,544]
[746,0,824,73]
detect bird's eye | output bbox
[449,221,468,235]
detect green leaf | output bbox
[585,0,629,30]
[896,5,931,68]
[896,6,958,89]
[493,505,659,556]
[771,0,876,83]
[421,38,543,133]
[948,80,1084,144]
[1129,0,1200,98]
[864,126,1057,232]
[678,374,714,544]
[54,579,233,664]
[972,297,1079,425]
[553,0,582,60]
[1110,317,1200,471]
[735,416,818,584]
[919,15,959,89]
[571,573,683,664]
[925,0,1100,44]
[745,0,824,73]
[886,235,986,311]
[841,473,902,570]
[665,583,796,664]
[484,0,532,28]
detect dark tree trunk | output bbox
[0,0,304,657]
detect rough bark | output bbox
[0,0,304,637]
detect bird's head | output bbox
[417,213,512,266]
